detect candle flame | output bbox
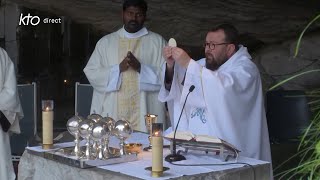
[46,107,50,111]
[154,131,159,136]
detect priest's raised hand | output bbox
[171,47,191,68]
[163,46,175,69]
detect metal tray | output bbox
[27,146,138,168]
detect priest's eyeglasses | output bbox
[203,42,230,50]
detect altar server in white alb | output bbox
[0,47,24,180]
[84,0,166,131]
[159,24,271,162]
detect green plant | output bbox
[294,14,320,57]
[271,14,320,179]
[274,88,320,179]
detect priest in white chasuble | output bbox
[84,0,166,132]
[0,47,24,180]
[159,24,272,162]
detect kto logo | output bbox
[19,13,62,26]
[19,13,40,26]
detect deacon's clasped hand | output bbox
[163,46,191,68]
[120,57,129,73]
[120,51,141,73]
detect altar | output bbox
[17,132,271,180]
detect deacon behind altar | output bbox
[84,0,166,131]
[159,24,271,162]
[0,47,23,180]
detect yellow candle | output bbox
[152,134,163,172]
[42,109,53,149]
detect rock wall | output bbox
[7,0,320,47]
[253,32,320,92]
[3,0,320,92]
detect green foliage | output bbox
[271,13,320,179]
[269,70,320,91]
[294,14,320,57]
[274,91,320,179]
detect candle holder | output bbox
[151,123,166,177]
[42,100,54,149]
[144,114,157,151]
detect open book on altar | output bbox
[164,131,240,153]
[165,131,222,143]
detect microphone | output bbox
[165,85,195,162]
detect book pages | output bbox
[165,131,195,141]
[165,131,221,143]
[195,135,221,144]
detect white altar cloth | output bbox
[18,132,271,180]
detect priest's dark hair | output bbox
[210,23,239,51]
[123,0,148,15]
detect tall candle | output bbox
[151,123,163,177]
[42,100,54,149]
[152,133,163,171]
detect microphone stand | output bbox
[165,85,195,162]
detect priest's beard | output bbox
[205,53,227,71]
